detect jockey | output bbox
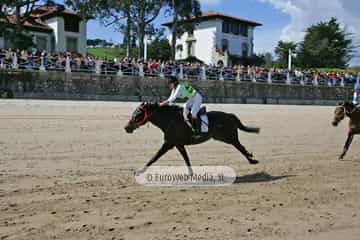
[353,83,360,107]
[160,76,203,136]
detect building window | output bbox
[188,30,194,38]
[240,24,248,37]
[36,36,47,51]
[242,43,249,57]
[176,44,183,52]
[221,39,229,52]
[51,36,55,52]
[64,15,80,33]
[66,37,78,52]
[222,21,230,34]
[231,23,239,35]
[187,41,195,57]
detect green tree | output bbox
[274,40,297,68]
[263,52,274,68]
[164,0,202,60]
[297,17,354,68]
[146,28,171,60]
[1,0,55,49]
[66,0,134,56]
[67,0,162,58]
[148,38,171,60]
[131,0,162,58]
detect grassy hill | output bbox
[86,48,126,59]
[348,66,360,73]
[87,48,360,74]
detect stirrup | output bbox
[192,132,202,139]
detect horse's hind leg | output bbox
[136,142,174,175]
[232,141,258,165]
[339,132,354,160]
[176,146,193,175]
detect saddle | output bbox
[185,106,207,120]
[197,106,207,117]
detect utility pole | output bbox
[144,35,148,61]
[288,49,292,71]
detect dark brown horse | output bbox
[124,102,260,174]
[332,101,360,160]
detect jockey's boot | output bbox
[185,118,201,138]
[192,118,202,138]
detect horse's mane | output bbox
[157,104,183,113]
[338,101,355,109]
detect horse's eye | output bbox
[133,110,143,120]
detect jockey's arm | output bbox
[160,85,182,106]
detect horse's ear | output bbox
[148,102,158,109]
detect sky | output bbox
[85,0,360,65]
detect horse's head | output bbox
[332,101,349,127]
[124,102,158,134]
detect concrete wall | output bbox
[0,70,353,105]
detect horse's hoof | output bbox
[135,168,147,176]
[249,160,259,165]
[188,168,194,176]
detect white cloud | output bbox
[198,0,223,6]
[257,0,360,65]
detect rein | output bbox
[340,105,356,116]
[130,105,153,127]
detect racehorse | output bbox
[332,101,360,160]
[124,102,260,174]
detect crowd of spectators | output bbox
[1,48,359,87]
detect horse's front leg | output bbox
[136,142,174,175]
[339,132,354,160]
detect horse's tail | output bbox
[235,115,260,134]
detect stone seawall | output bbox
[0,70,353,105]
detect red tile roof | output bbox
[0,5,82,33]
[29,5,81,19]
[162,10,262,27]
[0,15,53,33]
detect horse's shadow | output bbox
[232,172,292,184]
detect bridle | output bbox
[334,103,358,125]
[129,104,153,128]
[337,104,356,116]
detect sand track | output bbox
[1,100,360,240]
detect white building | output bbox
[0,5,87,54]
[163,11,262,66]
